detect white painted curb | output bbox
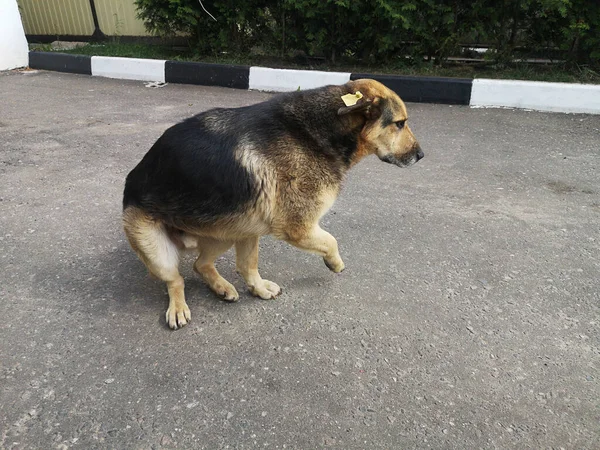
[249,67,351,92]
[470,79,600,114]
[91,56,165,82]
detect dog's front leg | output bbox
[286,225,345,273]
[235,237,281,299]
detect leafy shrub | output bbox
[134,0,599,68]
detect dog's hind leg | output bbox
[285,224,345,273]
[193,238,239,301]
[123,207,190,330]
[235,237,281,299]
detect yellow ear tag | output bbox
[341,91,363,107]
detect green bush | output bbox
[134,0,599,69]
[134,0,271,54]
[561,0,600,67]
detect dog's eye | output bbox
[395,120,406,130]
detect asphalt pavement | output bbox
[1,70,599,449]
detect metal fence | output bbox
[18,0,151,38]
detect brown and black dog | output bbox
[123,79,423,329]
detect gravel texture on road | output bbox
[1,70,599,449]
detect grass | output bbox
[35,41,600,84]
[34,42,188,60]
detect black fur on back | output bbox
[258,86,362,167]
[123,85,361,222]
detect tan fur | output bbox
[193,238,238,301]
[235,237,281,299]
[123,207,190,328]
[124,79,421,329]
[349,80,420,165]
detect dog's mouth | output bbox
[381,148,425,168]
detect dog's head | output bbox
[338,79,424,167]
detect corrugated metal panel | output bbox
[95,0,151,36]
[18,0,151,37]
[18,0,95,36]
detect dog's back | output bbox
[123,108,258,224]
[123,86,356,235]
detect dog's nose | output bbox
[416,148,425,161]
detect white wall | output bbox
[0,0,29,70]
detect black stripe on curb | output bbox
[165,61,249,89]
[29,52,91,75]
[352,73,472,105]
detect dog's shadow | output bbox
[42,241,335,329]
[27,242,221,326]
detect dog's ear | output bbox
[339,79,388,120]
[337,98,371,116]
[337,97,381,120]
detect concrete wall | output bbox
[0,0,29,70]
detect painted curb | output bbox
[29,51,91,75]
[91,56,165,82]
[25,52,600,114]
[249,67,351,92]
[352,73,472,105]
[165,61,249,89]
[471,79,600,114]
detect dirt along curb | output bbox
[27,51,600,114]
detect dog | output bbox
[123,78,424,329]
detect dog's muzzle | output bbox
[416,148,425,161]
[382,146,424,167]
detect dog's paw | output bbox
[166,302,191,330]
[211,279,240,302]
[249,279,281,300]
[324,256,345,273]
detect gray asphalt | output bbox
[1,70,599,449]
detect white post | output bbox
[0,0,29,71]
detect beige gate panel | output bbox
[95,0,151,36]
[18,0,95,36]
[18,0,152,37]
